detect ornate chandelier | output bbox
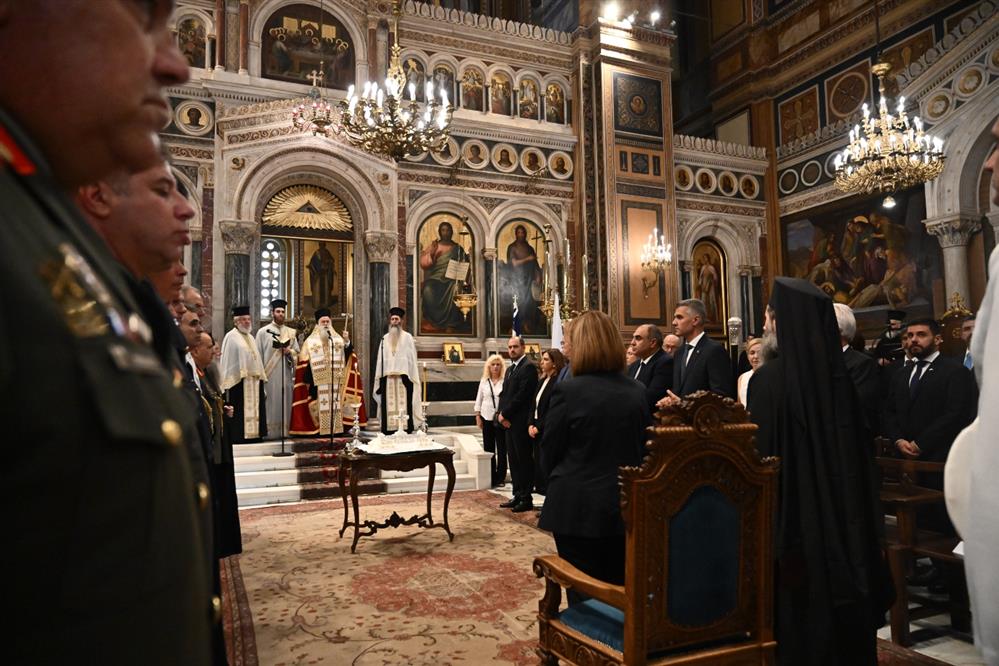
[291,65,336,137]
[639,228,672,299]
[833,1,944,196]
[337,0,453,161]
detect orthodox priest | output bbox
[220,305,268,442]
[289,308,354,436]
[373,307,424,433]
[255,299,300,437]
[747,278,891,665]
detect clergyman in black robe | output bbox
[747,277,892,665]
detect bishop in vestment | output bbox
[289,308,355,436]
[255,299,300,437]
[373,306,424,433]
[219,305,268,443]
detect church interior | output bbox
[162,0,997,663]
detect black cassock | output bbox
[747,278,892,666]
[225,379,267,443]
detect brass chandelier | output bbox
[337,0,453,161]
[833,1,944,197]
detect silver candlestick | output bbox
[419,401,431,434]
[346,402,361,453]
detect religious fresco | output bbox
[691,239,727,326]
[177,16,207,68]
[261,4,354,89]
[301,239,351,318]
[461,69,484,111]
[497,220,547,337]
[783,187,940,320]
[545,83,565,123]
[519,79,540,120]
[778,87,819,143]
[403,57,427,101]
[490,73,513,116]
[613,73,663,137]
[417,213,475,336]
[432,65,456,105]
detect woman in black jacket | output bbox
[528,348,565,494]
[538,311,651,594]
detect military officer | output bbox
[0,1,212,663]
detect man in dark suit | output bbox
[834,303,880,431]
[661,298,734,406]
[497,335,539,512]
[627,324,672,412]
[883,318,978,539]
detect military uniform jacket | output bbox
[0,109,212,664]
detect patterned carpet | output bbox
[220,489,951,665]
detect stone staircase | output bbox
[234,428,491,507]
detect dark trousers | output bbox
[553,533,626,605]
[507,419,534,502]
[532,435,547,494]
[481,419,507,486]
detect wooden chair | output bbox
[533,392,780,665]
[876,455,970,645]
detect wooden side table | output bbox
[337,447,456,553]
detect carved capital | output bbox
[219,219,257,254]
[482,247,498,261]
[923,215,982,249]
[364,230,397,263]
[681,261,694,273]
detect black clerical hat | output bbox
[269,299,288,310]
[886,309,906,322]
[314,307,332,320]
[231,305,251,317]
[389,306,406,317]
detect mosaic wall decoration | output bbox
[613,73,663,138]
[778,86,819,144]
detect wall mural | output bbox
[177,16,207,68]
[418,213,475,336]
[612,73,663,138]
[490,73,512,116]
[497,220,547,336]
[432,65,456,105]
[461,70,484,111]
[783,187,940,322]
[691,239,727,327]
[545,83,565,124]
[261,3,354,89]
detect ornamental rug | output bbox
[220,490,953,665]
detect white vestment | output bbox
[219,327,267,440]
[255,323,300,437]
[946,244,999,664]
[373,329,424,430]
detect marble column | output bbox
[482,247,497,337]
[238,0,249,75]
[364,230,398,419]
[924,214,981,308]
[214,0,226,70]
[219,220,257,329]
[738,265,752,338]
[680,261,693,300]
[986,211,999,241]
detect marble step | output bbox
[236,473,477,507]
[235,460,469,489]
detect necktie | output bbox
[634,360,645,380]
[964,351,973,370]
[679,344,692,382]
[908,359,927,394]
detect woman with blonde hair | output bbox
[475,353,508,487]
[737,336,764,405]
[538,310,651,596]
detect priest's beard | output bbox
[760,330,779,362]
[236,322,252,334]
[388,324,401,353]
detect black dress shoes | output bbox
[511,501,534,513]
[499,499,518,508]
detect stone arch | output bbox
[248,0,367,81]
[541,73,573,100]
[406,191,491,250]
[489,199,564,248]
[678,216,761,324]
[924,91,999,218]
[171,7,214,35]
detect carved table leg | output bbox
[350,467,362,553]
[442,456,456,541]
[426,460,436,524]
[887,544,911,646]
[337,459,349,538]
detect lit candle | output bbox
[422,362,428,403]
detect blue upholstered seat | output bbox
[559,599,626,652]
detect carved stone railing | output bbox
[402,0,572,45]
[673,134,767,161]
[895,1,997,89]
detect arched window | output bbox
[259,238,289,319]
